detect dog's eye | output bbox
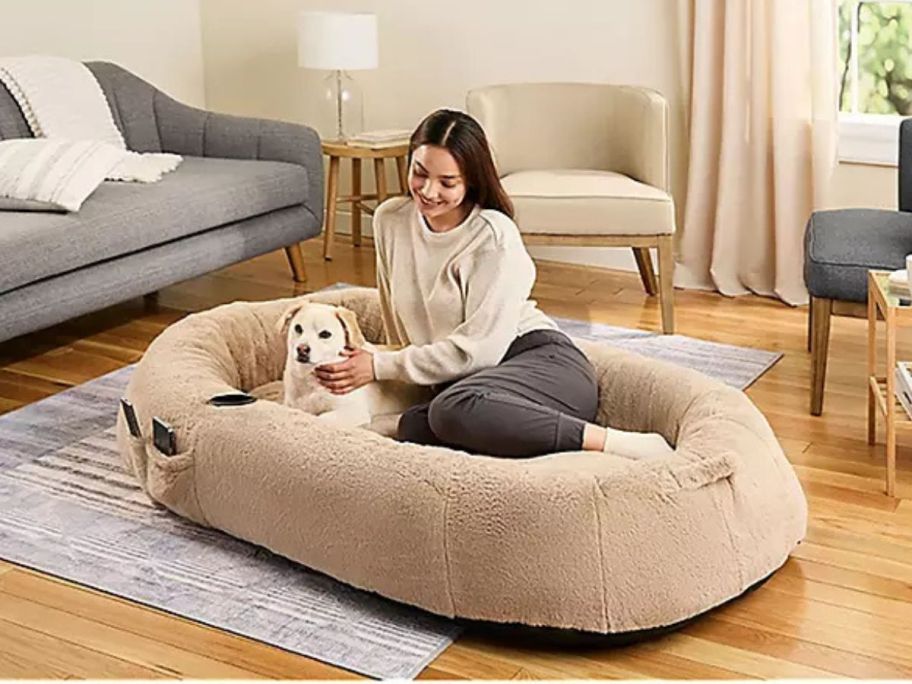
[318,330,332,339]
[293,324,303,335]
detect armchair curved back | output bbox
[466,82,669,191]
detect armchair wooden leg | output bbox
[633,247,658,296]
[284,243,307,283]
[656,235,675,334]
[810,296,833,416]
[807,300,814,353]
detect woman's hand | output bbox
[314,348,375,394]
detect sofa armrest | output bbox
[155,95,324,223]
[900,118,912,212]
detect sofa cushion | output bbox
[501,169,674,236]
[804,208,912,302]
[0,155,309,294]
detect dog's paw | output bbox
[366,413,401,438]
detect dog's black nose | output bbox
[296,344,310,362]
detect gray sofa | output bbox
[0,61,324,344]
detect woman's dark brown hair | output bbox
[408,109,514,219]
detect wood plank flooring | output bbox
[1,236,911,679]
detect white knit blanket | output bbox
[0,56,181,183]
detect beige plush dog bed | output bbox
[116,286,807,635]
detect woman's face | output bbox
[408,144,468,225]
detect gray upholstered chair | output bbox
[805,118,912,415]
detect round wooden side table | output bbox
[321,139,409,261]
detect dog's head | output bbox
[277,301,367,366]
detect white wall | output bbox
[1,2,894,271]
[0,0,206,107]
[199,0,689,271]
[0,2,898,270]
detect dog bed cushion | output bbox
[116,286,807,634]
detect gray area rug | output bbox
[0,316,781,679]
[552,317,781,390]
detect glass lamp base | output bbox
[318,70,364,142]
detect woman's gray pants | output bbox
[397,329,599,457]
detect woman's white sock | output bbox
[601,426,674,460]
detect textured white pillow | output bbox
[0,138,124,212]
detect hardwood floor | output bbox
[1,236,911,679]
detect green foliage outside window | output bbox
[838,1,912,114]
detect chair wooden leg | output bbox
[656,236,675,334]
[633,247,658,296]
[807,299,814,353]
[284,243,307,283]
[810,296,833,416]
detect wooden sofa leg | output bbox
[284,243,307,283]
[657,236,675,334]
[633,247,658,296]
[810,296,832,416]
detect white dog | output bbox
[277,300,428,432]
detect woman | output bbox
[315,109,672,460]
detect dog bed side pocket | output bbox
[145,446,209,527]
[115,407,209,526]
[666,452,736,491]
[115,413,148,484]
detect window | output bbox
[837,0,912,164]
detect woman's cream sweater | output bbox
[371,197,558,386]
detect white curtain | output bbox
[677,0,839,306]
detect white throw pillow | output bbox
[0,138,125,212]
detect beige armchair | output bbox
[466,83,676,333]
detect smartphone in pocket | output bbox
[152,417,177,456]
[120,397,142,438]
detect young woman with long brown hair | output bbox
[315,109,672,459]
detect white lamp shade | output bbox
[297,11,378,70]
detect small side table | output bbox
[866,269,912,497]
[321,139,410,261]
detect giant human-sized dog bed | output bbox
[116,286,807,636]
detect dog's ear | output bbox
[335,306,366,349]
[277,301,306,335]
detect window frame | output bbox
[839,114,902,165]
[837,0,912,165]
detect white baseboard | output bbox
[333,210,651,273]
